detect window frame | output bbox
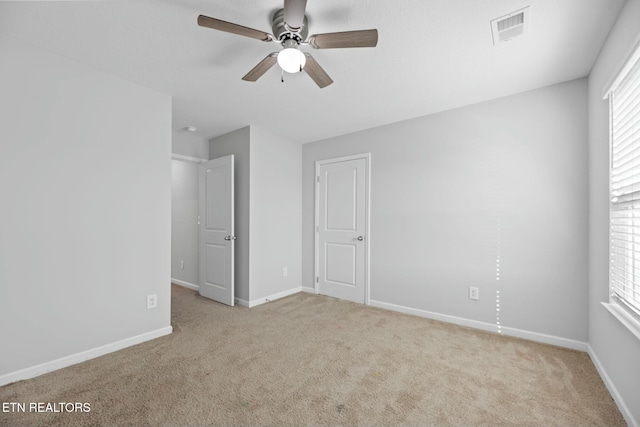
[603,41,640,341]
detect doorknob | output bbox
[357,236,364,241]
[224,236,236,241]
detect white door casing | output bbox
[315,154,370,304]
[199,155,234,306]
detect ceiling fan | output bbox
[197,0,378,88]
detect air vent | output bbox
[491,6,530,45]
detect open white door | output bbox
[199,155,234,306]
[316,154,370,304]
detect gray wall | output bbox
[210,127,251,302]
[172,130,209,160]
[249,127,302,301]
[171,131,207,289]
[209,126,302,304]
[171,159,200,287]
[303,78,589,343]
[588,0,640,424]
[0,35,172,376]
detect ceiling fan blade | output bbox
[198,15,273,42]
[303,53,333,88]
[242,53,279,82]
[283,0,307,31]
[308,29,378,49]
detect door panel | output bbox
[325,243,356,286]
[204,243,226,288]
[317,156,368,304]
[205,167,226,230]
[326,169,357,231]
[199,155,234,306]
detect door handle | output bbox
[224,236,237,241]
[357,236,364,241]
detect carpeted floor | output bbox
[0,284,626,426]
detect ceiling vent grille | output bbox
[491,6,530,45]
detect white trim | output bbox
[314,153,371,305]
[171,278,199,291]
[0,326,173,387]
[246,287,302,308]
[177,282,305,308]
[314,162,319,294]
[602,35,640,99]
[606,38,640,332]
[171,153,207,164]
[588,344,640,427]
[369,299,587,351]
[602,302,640,341]
[500,325,586,351]
[364,153,371,306]
[235,298,250,308]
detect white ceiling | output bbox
[0,0,626,144]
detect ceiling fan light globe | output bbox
[277,48,306,73]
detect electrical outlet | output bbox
[469,287,479,301]
[283,267,288,277]
[180,260,184,270]
[147,294,157,309]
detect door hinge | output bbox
[316,276,319,283]
[197,216,200,225]
[317,176,320,183]
[316,225,318,233]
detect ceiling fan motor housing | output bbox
[272,8,308,43]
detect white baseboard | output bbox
[369,299,587,351]
[235,297,250,307]
[171,278,199,291]
[0,326,173,387]
[500,324,587,351]
[302,286,316,294]
[588,345,639,427]
[245,287,302,308]
[175,283,300,308]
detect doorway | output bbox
[315,153,370,304]
[198,155,235,306]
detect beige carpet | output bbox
[0,285,625,426]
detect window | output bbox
[605,43,640,340]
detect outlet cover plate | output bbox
[147,294,158,309]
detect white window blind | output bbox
[609,46,640,319]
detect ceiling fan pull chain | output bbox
[281,68,285,83]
